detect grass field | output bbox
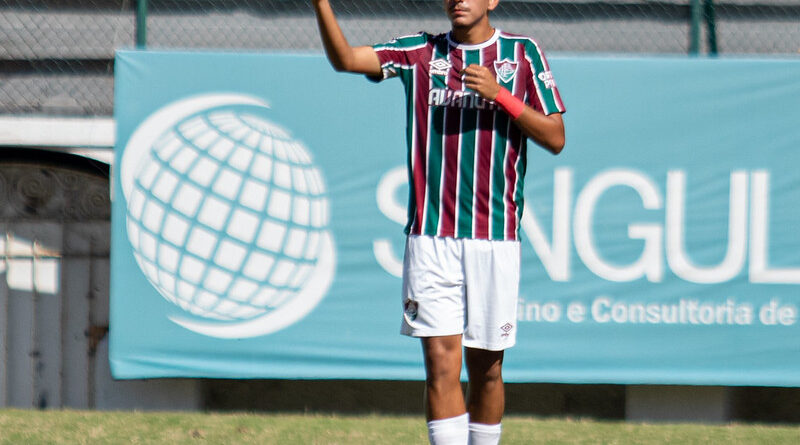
[1,410,799,444]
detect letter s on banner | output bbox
[374,166,407,277]
[520,168,573,282]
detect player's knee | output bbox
[425,353,461,382]
[425,364,462,397]
[472,363,502,388]
[424,339,463,385]
[466,349,504,384]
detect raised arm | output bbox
[312,0,382,76]
[462,64,565,154]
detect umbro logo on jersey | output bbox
[494,59,518,83]
[429,59,452,76]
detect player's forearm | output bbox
[462,65,565,154]
[513,110,565,154]
[312,0,357,72]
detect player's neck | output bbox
[450,21,495,45]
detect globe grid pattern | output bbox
[126,109,330,321]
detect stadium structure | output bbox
[1,0,799,422]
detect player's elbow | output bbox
[529,132,564,154]
[540,131,565,155]
[331,58,359,74]
[548,135,565,155]
[325,51,353,73]
[535,113,565,154]
[548,119,566,154]
[327,56,349,72]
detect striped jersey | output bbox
[371,29,566,241]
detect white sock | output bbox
[427,413,469,445]
[468,422,502,445]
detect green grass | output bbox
[0,410,798,444]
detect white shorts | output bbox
[401,234,520,351]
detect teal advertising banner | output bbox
[111,51,800,385]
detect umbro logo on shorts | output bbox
[500,322,514,337]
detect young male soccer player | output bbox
[312,0,565,443]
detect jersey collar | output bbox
[446,28,501,50]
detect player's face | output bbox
[444,0,499,29]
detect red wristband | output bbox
[494,87,525,120]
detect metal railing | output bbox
[1,0,798,116]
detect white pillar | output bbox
[626,385,730,423]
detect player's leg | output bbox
[460,238,520,352]
[423,335,466,420]
[460,238,520,445]
[465,347,504,445]
[465,347,504,423]
[400,235,469,444]
[423,335,469,445]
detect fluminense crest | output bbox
[494,59,518,84]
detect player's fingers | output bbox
[461,64,486,76]
[467,78,490,90]
[463,70,488,84]
[463,74,482,85]
[468,65,485,74]
[462,76,479,89]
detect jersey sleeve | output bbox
[523,40,566,115]
[369,32,428,82]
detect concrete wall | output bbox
[0,148,203,411]
[200,379,800,423]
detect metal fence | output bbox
[1,0,799,116]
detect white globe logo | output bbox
[120,94,335,338]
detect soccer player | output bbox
[311,0,566,443]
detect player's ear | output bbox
[488,0,499,12]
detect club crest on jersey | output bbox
[429,59,452,76]
[494,59,518,83]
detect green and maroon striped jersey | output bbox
[372,29,566,241]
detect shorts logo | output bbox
[429,59,452,76]
[404,299,419,321]
[538,70,556,89]
[500,322,514,337]
[494,59,518,84]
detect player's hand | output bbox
[461,64,501,101]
